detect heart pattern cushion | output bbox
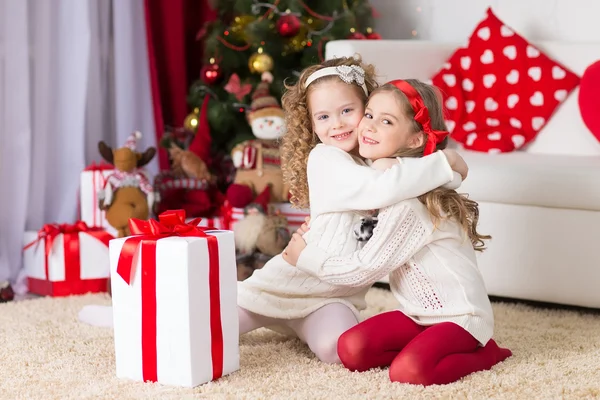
[432,8,580,153]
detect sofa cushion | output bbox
[431,8,580,154]
[458,150,600,211]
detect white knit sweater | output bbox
[296,197,495,345]
[237,144,455,320]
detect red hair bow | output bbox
[388,80,448,156]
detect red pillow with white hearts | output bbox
[431,8,580,153]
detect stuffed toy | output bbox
[234,187,290,280]
[353,216,378,242]
[98,131,156,237]
[226,72,289,208]
[154,96,225,217]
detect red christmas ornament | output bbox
[201,63,222,85]
[366,31,382,40]
[347,32,366,40]
[277,14,301,37]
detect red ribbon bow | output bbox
[23,221,114,296]
[116,209,224,383]
[389,80,449,156]
[83,161,114,171]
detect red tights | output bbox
[337,311,512,386]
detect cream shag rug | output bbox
[2,288,600,400]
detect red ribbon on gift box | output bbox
[115,209,224,383]
[23,221,114,296]
[83,162,113,226]
[219,201,234,231]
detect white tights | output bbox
[238,303,358,364]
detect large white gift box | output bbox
[79,164,115,233]
[23,224,112,296]
[110,226,239,387]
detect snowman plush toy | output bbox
[226,72,290,209]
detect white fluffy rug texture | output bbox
[2,288,600,400]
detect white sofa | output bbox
[325,40,600,309]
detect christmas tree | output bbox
[185,0,380,156]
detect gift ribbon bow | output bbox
[23,221,113,282]
[116,209,224,383]
[83,161,114,172]
[389,79,449,156]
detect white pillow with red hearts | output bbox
[432,7,580,153]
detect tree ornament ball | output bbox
[248,52,274,74]
[183,108,201,131]
[277,14,301,37]
[287,28,308,52]
[347,31,366,40]
[366,31,382,40]
[201,63,222,85]
[231,15,255,41]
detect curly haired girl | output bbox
[237,58,470,364]
[283,79,512,384]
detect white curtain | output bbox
[0,0,159,293]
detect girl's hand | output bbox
[296,216,310,236]
[442,149,469,181]
[282,233,307,266]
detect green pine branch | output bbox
[189,0,376,154]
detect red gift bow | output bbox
[388,79,449,156]
[83,161,114,171]
[116,209,224,383]
[23,222,114,295]
[83,162,113,226]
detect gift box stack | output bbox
[110,210,239,386]
[22,132,156,297]
[22,159,120,297]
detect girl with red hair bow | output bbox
[283,79,512,385]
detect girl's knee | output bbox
[337,328,370,371]
[310,335,341,364]
[389,352,433,386]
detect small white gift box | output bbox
[23,224,112,296]
[79,164,114,233]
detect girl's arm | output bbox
[307,145,454,214]
[293,201,431,287]
[374,157,463,188]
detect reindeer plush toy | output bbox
[98,131,156,237]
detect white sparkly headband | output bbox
[304,65,369,96]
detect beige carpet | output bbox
[2,289,600,400]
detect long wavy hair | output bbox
[373,80,491,251]
[280,56,378,209]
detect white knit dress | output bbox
[237,144,455,320]
[295,196,495,346]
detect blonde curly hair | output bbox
[280,56,378,209]
[374,80,491,251]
